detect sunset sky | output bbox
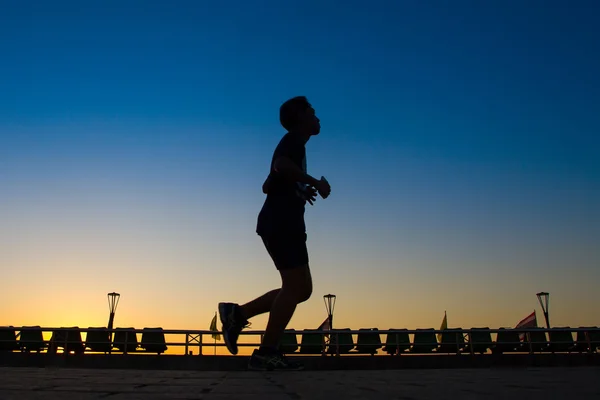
[1,0,599,349]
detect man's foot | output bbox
[218,302,249,355]
[247,348,304,371]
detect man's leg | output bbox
[219,288,281,355]
[260,265,312,350]
[221,268,309,353]
[247,233,312,371]
[219,233,311,359]
[247,266,312,371]
[239,289,280,320]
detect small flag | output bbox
[210,312,221,341]
[515,310,537,340]
[317,317,330,340]
[317,317,330,331]
[437,311,448,341]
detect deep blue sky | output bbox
[1,1,599,330]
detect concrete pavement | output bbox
[1,366,599,399]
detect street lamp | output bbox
[323,294,336,331]
[536,292,550,329]
[107,292,120,330]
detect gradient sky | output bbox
[1,0,599,342]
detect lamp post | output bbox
[536,292,550,329]
[323,294,336,331]
[107,292,120,330]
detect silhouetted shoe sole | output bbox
[218,302,238,355]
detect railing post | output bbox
[198,333,203,356]
[63,329,68,355]
[468,330,474,356]
[586,329,592,354]
[455,330,459,355]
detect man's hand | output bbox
[315,176,331,199]
[304,185,318,205]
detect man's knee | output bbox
[280,264,312,303]
[296,282,313,303]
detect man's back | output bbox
[256,132,307,236]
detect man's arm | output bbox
[273,156,320,187]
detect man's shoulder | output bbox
[273,132,305,155]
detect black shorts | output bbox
[261,232,308,270]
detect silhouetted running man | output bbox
[218,96,331,371]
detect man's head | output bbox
[279,96,320,136]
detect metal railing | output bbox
[1,326,599,356]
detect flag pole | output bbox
[214,312,217,356]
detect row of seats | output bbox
[2,326,598,356]
[278,327,600,355]
[0,326,168,354]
